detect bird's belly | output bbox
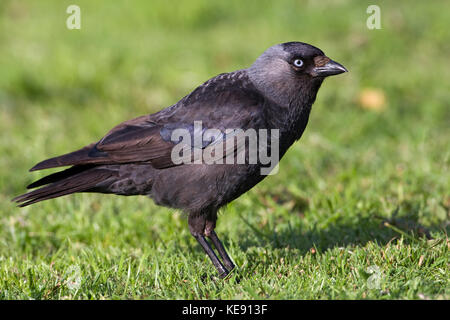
[150,163,265,213]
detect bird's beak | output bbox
[312,59,348,77]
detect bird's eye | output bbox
[293,59,304,68]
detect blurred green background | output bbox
[0,0,448,299]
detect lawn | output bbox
[0,0,448,299]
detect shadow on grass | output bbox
[235,207,444,255]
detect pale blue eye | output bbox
[293,59,304,67]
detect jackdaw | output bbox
[13,42,347,278]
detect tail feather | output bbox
[13,168,116,207]
[27,165,95,189]
[29,143,105,172]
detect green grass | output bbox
[0,0,449,299]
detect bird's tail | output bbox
[12,166,116,207]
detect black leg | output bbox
[194,235,229,278]
[208,231,235,271]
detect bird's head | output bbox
[248,42,347,107]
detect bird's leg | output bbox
[193,234,228,278]
[188,212,229,278]
[203,214,235,272]
[208,231,235,272]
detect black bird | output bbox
[13,42,347,278]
